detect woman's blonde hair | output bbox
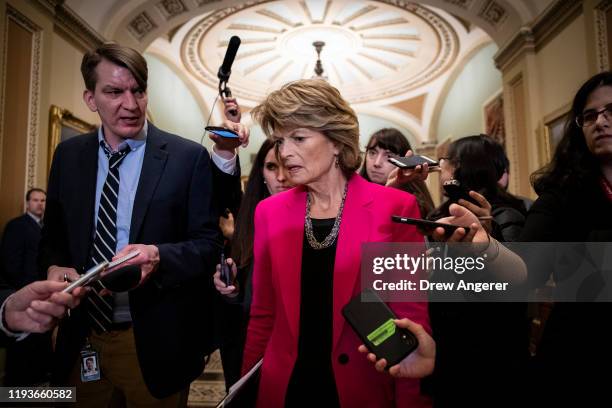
[251,79,361,176]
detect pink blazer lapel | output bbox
[277,187,307,343]
[332,175,373,350]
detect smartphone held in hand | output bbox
[205,126,240,139]
[388,155,438,170]
[342,289,419,367]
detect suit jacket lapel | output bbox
[130,124,168,243]
[333,176,372,351]
[76,133,99,268]
[279,187,307,343]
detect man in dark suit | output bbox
[39,43,246,406]
[0,188,51,385]
[1,188,46,287]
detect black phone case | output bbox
[388,155,438,169]
[391,215,470,237]
[443,184,479,205]
[342,289,418,368]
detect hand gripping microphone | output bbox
[218,36,241,103]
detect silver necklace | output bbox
[305,182,348,250]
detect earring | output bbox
[335,155,339,168]
[263,180,267,184]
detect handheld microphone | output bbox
[218,36,241,82]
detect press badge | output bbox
[80,341,101,382]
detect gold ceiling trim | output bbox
[181,0,459,103]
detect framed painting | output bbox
[48,105,97,173]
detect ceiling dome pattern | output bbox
[181,0,459,103]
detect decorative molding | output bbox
[5,6,42,190]
[443,0,474,10]
[31,0,105,51]
[594,0,612,71]
[181,0,460,103]
[156,0,187,20]
[194,0,224,6]
[495,0,583,71]
[128,12,158,40]
[54,3,105,50]
[478,0,508,28]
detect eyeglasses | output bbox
[576,103,612,127]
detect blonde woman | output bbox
[241,80,431,408]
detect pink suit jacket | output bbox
[242,174,431,408]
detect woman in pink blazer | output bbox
[242,79,431,408]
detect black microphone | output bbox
[218,36,241,82]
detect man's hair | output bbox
[251,79,361,176]
[26,188,46,201]
[81,43,148,92]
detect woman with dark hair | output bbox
[432,135,527,241]
[213,139,292,387]
[521,72,612,403]
[360,128,435,216]
[426,134,529,407]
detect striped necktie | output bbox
[85,141,131,332]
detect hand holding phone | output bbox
[442,180,479,205]
[205,126,240,139]
[391,215,470,237]
[220,253,232,286]
[343,289,419,368]
[62,250,140,294]
[358,317,435,378]
[388,155,438,170]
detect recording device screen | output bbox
[205,126,239,139]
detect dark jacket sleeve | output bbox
[38,143,71,277]
[211,156,242,218]
[0,219,26,288]
[155,147,224,288]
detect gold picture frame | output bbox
[48,105,97,173]
[538,104,570,166]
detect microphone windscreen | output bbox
[100,264,141,292]
[220,36,241,77]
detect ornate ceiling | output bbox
[181,0,458,104]
[62,0,555,144]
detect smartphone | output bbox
[62,250,140,294]
[342,288,418,368]
[205,126,239,139]
[220,253,232,286]
[391,215,470,237]
[442,180,480,205]
[388,155,438,169]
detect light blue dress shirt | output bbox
[93,121,237,322]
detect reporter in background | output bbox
[214,139,293,388]
[1,188,52,385]
[521,71,612,404]
[360,128,435,216]
[430,136,528,407]
[241,79,430,408]
[389,135,530,406]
